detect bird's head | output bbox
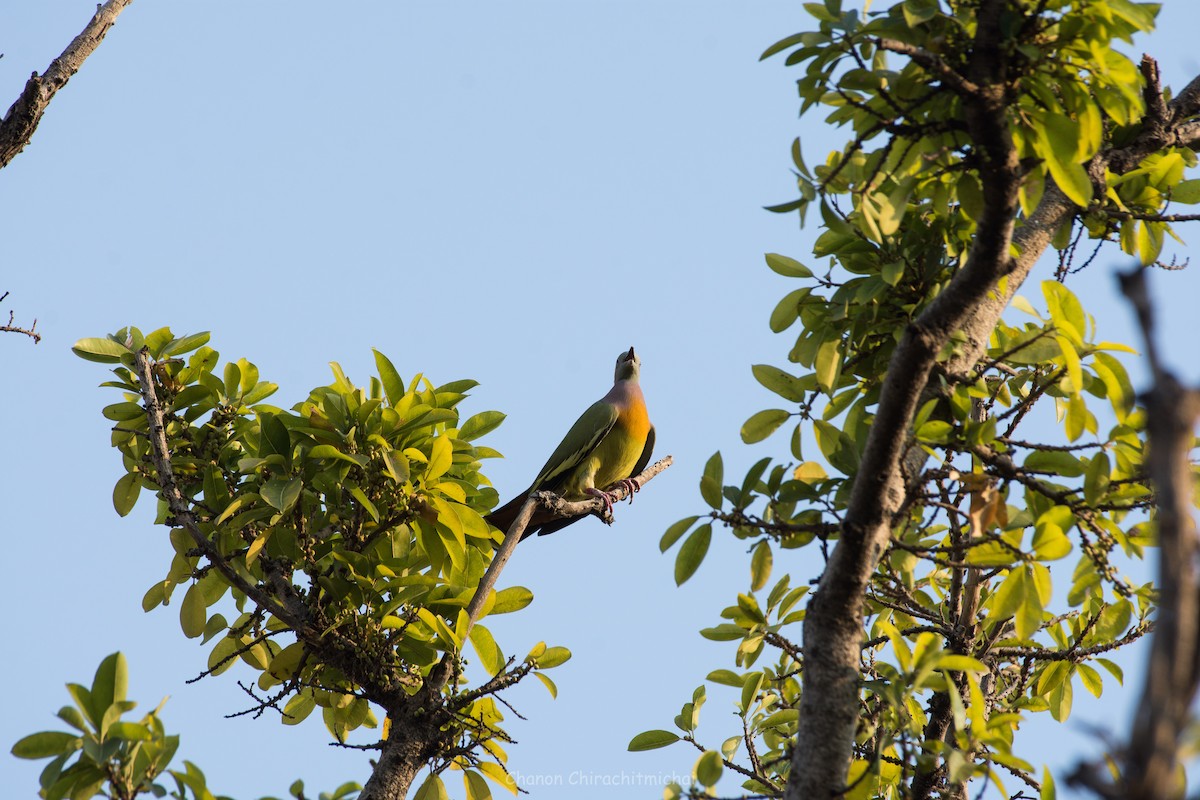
[614,346,641,382]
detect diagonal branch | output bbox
[131,347,303,630]
[423,456,674,700]
[874,38,979,96]
[0,0,135,169]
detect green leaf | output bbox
[903,0,938,25]
[534,672,558,698]
[308,444,369,467]
[491,586,533,614]
[536,646,571,669]
[91,653,127,719]
[706,669,743,687]
[1024,450,1085,478]
[282,692,316,725]
[477,762,517,795]
[261,477,303,513]
[1043,281,1087,346]
[750,541,773,592]
[1038,112,1093,207]
[372,350,405,406]
[765,252,813,278]
[1084,452,1112,504]
[1077,663,1103,698]
[459,411,505,441]
[694,750,724,787]
[112,473,140,517]
[1033,506,1074,561]
[814,338,841,393]
[162,331,211,358]
[752,364,808,403]
[1171,179,1200,204]
[464,770,493,800]
[627,730,680,751]
[938,654,989,673]
[1093,352,1135,422]
[661,516,699,553]
[180,584,207,639]
[741,409,790,444]
[989,568,1026,623]
[426,435,453,484]
[700,452,724,509]
[108,722,152,741]
[469,625,504,676]
[769,287,810,333]
[259,413,291,460]
[413,772,450,800]
[1016,565,1046,640]
[71,337,130,364]
[675,524,712,585]
[11,732,79,759]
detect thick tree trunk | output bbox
[359,733,426,800]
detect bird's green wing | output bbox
[530,399,620,490]
[628,425,655,479]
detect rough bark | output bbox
[0,0,134,170]
[786,7,1200,798]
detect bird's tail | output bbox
[485,491,585,541]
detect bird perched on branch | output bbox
[486,347,655,540]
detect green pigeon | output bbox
[487,347,655,539]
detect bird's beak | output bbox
[626,346,636,360]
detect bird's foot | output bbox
[616,477,641,503]
[584,487,619,518]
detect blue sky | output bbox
[2,2,1198,799]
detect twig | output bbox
[0,292,41,343]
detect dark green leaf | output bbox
[741,409,790,444]
[675,524,712,585]
[660,516,699,553]
[11,732,79,760]
[112,473,140,517]
[700,453,724,509]
[627,730,680,751]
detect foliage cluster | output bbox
[639,0,1200,797]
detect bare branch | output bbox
[0,292,40,343]
[0,0,135,169]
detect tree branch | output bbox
[0,292,41,343]
[789,2,1022,795]
[1116,268,1200,800]
[131,347,303,630]
[874,38,979,96]
[423,455,674,699]
[0,0,135,169]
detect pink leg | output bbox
[584,486,619,515]
[616,477,641,503]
